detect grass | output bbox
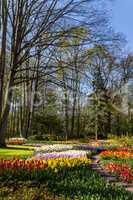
[7,145,35,149]
[0,146,34,159]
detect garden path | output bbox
[91,155,133,193]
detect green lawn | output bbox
[0,146,34,159]
[7,145,35,149]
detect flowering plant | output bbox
[47,157,91,171]
[35,144,73,153]
[104,162,133,182]
[6,138,27,145]
[0,159,48,172]
[100,150,133,159]
[33,150,90,160]
[112,148,133,153]
[0,157,91,175]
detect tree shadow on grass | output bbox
[6,146,33,151]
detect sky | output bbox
[112,0,133,51]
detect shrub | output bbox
[28,134,65,142]
[107,136,133,147]
[28,134,45,141]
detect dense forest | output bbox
[0,0,133,146]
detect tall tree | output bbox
[0,0,88,146]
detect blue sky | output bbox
[112,0,133,51]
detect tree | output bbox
[84,45,116,138]
[0,0,90,146]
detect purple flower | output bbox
[34,150,88,160]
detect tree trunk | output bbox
[95,94,98,140]
[0,71,14,146]
[64,92,69,140]
[0,101,10,146]
[76,95,80,137]
[71,96,76,137]
[0,0,8,118]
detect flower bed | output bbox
[112,148,133,153]
[6,138,27,145]
[35,144,73,153]
[0,157,91,179]
[99,149,133,183]
[1,143,133,199]
[0,143,92,181]
[1,164,132,200]
[47,157,91,170]
[33,150,91,160]
[74,144,104,152]
[35,144,103,155]
[104,163,133,182]
[100,150,133,159]
[0,159,48,171]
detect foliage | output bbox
[31,113,64,138]
[0,182,63,200]
[0,164,133,199]
[107,136,133,147]
[28,134,64,142]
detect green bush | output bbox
[28,134,65,142]
[119,136,133,147]
[28,134,45,141]
[107,135,133,147]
